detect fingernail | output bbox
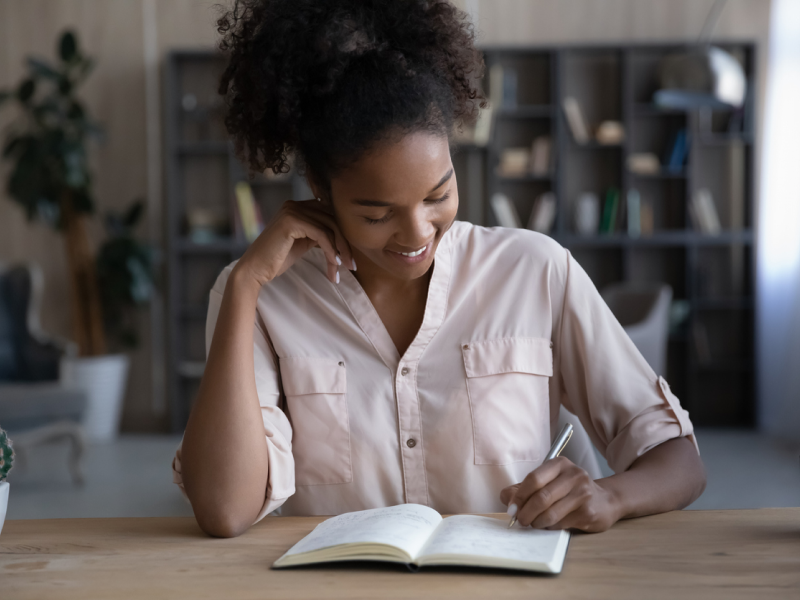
[506,503,518,517]
[335,271,340,284]
[335,255,342,266]
[351,258,357,271]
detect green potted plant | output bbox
[0,31,155,441]
[0,427,14,535]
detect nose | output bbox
[394,205,437,249]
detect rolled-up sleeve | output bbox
[172,267,295,523]
[553,249,700,474]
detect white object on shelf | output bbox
[596,120,625,145]
[490,193,522,228]
[574,192,600,235]
[627,152,661,175]
[60,354,130,442]
[497,147,531,177]
[0,482,8,536]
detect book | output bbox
[234,181,265,242]
[627,188,641,238]
[489,64,505,109]
[530,135,552,175]
[690,188,721,234]
[664,128,688,172]
[562,97,590,144]
[599,187,620,234]
[471,105,495,146]
[640,201,654,235]
[490,192,522,228]
[528,192,557,233]
[273,504,571,575]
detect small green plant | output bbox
[0,428,14,482]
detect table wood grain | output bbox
[2,508,799,599]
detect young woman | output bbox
[174,0,706,538]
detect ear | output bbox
[305,170,330,203]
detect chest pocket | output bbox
[462,337,553,465]
[280,357,352,486]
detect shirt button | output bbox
[401,367,409,376]
[338,361,344,367]
[406,438,417,448]
[462,344,470,350]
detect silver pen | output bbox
[508,422,574,528]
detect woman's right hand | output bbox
[233,198,356,288]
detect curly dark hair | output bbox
[216,0,485,186]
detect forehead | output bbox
[330,132,452,202]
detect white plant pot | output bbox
[0,482,8,536]
[60,354,130,442]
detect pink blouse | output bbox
[173,221,698,523]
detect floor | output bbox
[4,429,799,520]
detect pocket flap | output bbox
[279,357,346,396]
[462,337,553,378]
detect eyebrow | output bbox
[351,168,454,207]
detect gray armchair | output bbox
[0,263,87,485]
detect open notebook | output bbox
[273,504,571,574]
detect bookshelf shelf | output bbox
[633,104,688,116]
[628,169,687,179]
[177,141,230,155]
[568,141,623,150]
[496,105,554,118]
[496,174,553,182]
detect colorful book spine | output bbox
[234,181,265,242]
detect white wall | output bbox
[757,0,800,442]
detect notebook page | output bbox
[418,515,566,565]
[281,504,442,560]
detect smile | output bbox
[393,246,427,257]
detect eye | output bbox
[426,190,451,205]
[363,191,451,225]
[364,213,392,225]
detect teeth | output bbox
[397,246,426,257]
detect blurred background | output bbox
[0,0,798,521]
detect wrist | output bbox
[230,261,267,297]
[595,475,629,523]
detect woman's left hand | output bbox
[499,456,622,533]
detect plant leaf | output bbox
[123,200,145,228]
[26,57,61,80]
[17,79,35,103]
[59,31,78,62]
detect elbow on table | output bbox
[194,507,255,538]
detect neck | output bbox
[351,250,434,301]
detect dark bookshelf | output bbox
[164,43,757,431]
[481,43,757,427]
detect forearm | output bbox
[181,266,270,537]
[597,436,707,521]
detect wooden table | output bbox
[2,508,799,599]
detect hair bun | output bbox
[217,0,485,178]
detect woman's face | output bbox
[326,131,458,282]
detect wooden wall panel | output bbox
[0,0,772,432]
